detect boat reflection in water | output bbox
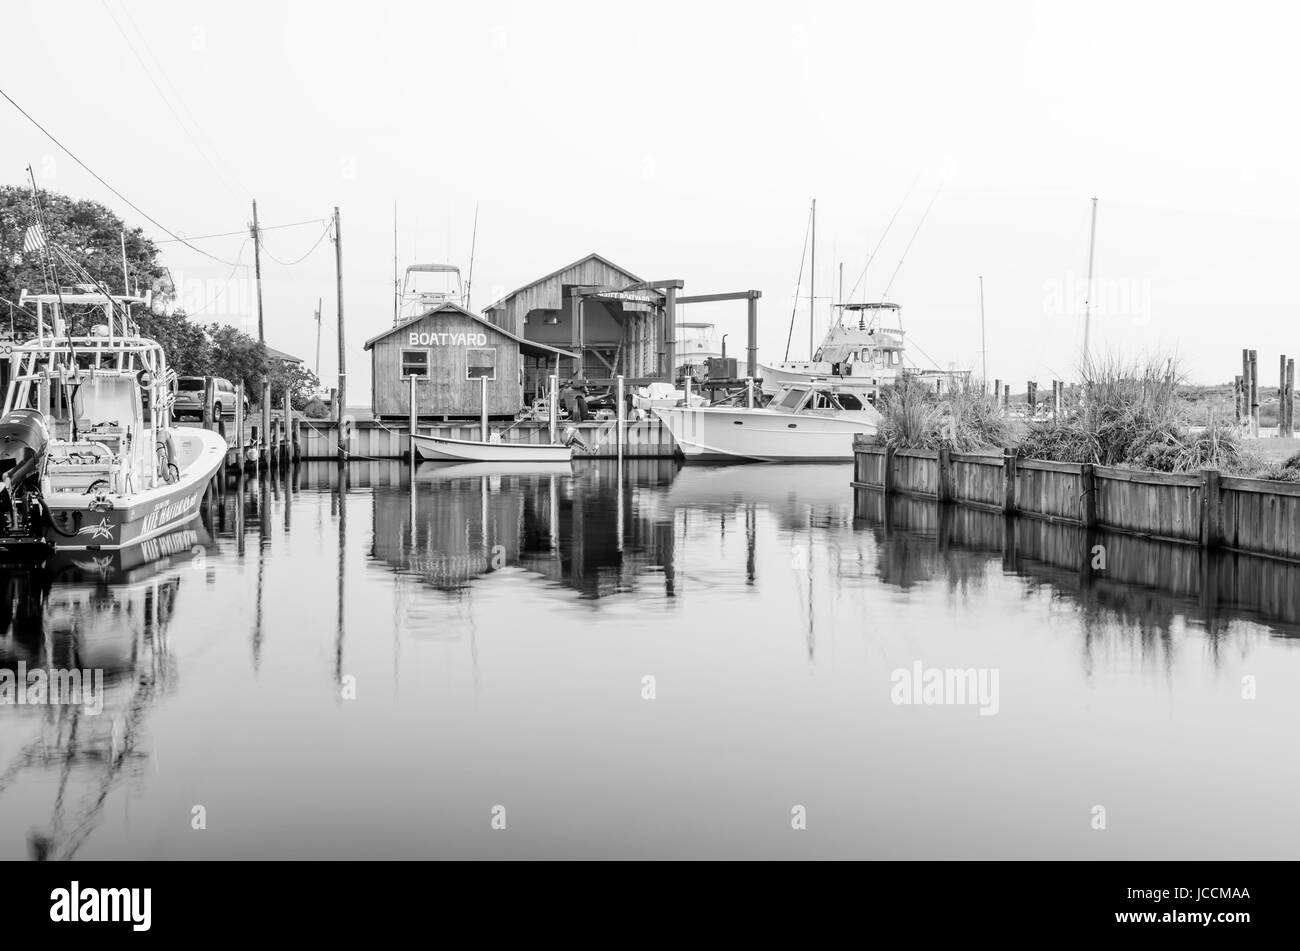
[0,522,217,860]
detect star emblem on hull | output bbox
[77,518,117,541]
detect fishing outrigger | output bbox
[0,288,226,559]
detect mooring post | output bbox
[282,386,293,467]
[883,445,896,495]
[408,373,418,467]
[1287,358,1296,436]
[202,376,215,431]
[1200,468,1222,549]
[548,374,558,444]
[1003,446,1016,514]
[235,381,245,468]
[993,378,1001,405]
[480,375,489,442]
[1234,375,1243,425]
[1249,349,1259,436]
[616,374,625,460]
[937,445,952,503]
[1080,463,1097,529]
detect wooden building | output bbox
[481,253,674,389]
[363,302,578,419]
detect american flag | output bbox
[22,223,45,253]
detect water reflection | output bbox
[0,523,217,860]
[856,490,1300,650]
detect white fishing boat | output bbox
[760,301,909,396]
[0,289,226,559]
[411,432,574,463]
[654,380,881,463]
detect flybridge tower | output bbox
[397,264,465,324]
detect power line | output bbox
[0,84,240,267]
[258,219,333,267]
[100,0,251,202]
[154,218,327,244]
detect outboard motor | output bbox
[0,409,51,546]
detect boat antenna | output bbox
[844,171,919,305]
[466,202,479,311]
[879,181,944,317]
[783,203,814,361]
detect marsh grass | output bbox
[877,377,1012,452]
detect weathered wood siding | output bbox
[371,311,523,418]
[1219,477,1300,559]
[950,452,1005,509]
[852,436,1300,561]
[1094,466,1202,542]
[893,449,940,497]
[482,256,647,337]
[1015,460,1084,522]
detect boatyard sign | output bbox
[407,330,489,347]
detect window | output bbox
[401,349,429,378]
[837,393,865,410]
[466,347,496,380]
[890,351,901,366]
[775,387,808,410]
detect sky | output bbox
[4,0,1300,401]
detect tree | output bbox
[268,360,322,411]
[207,323,267,395]
[0,184,167,333]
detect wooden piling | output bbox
[937,445,952,503]
[1250,350,1259,436]
[1080,463,1097,529]
[1200,468,1222,548]
[1002,446,1016,514]
[1003,384,1010,408]
[1287,358,1296,436]
[202,376,215,430]
[282,386,293,466]
[1026,381,1037,412]
[1234,375,1243,425]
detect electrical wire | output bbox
[100,0,251,202]
[154,218,327,244]
[258,219,332,267]
[0,84,241,267]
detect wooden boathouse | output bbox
[363,302,578,419]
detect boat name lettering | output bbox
[142,493,199,534]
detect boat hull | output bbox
[412,434,574,463]
[653,406,876,463]
[15,426,227,554]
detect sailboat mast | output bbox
[1083,196,1098,365]
[809,198,816,360]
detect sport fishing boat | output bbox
[760,301,908,396]
[654,379,881,463]
[0,289,226,560]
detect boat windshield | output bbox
[774,387,809,410]
[835,393,865,410]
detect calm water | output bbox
[2,459,1299,860]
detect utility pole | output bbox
[251,200,270,463]
[979,275,987,386]
[809,198,816,360]
[393,201,399,326]
[314,297,322,377]
[334,206,347,457]
[1083,197,1098,367]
